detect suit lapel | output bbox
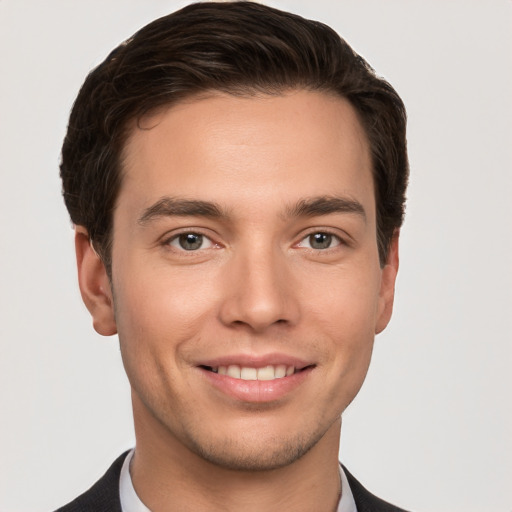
[54,451,128,512]
[342,465,410,512]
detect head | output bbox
[62,2,408,473]
[61,1,408,274]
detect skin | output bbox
[75,90,399,512]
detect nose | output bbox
[218,245,300,332]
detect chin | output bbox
[178,414,334,472]
[186,435,322,472]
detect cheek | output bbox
[112,264,220,372]
[304,264,381,388]
[304,262,382,333]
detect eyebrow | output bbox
[138,195,366,225]
[286,196,366,221]
[138,197,226,224]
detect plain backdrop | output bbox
[1,1,511,511]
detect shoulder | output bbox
[343,466,411,512]
[53,451,129,512]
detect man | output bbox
[56,1,409,511]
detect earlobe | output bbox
[75,227,117,336]
[375,231,400,334]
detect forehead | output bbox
[119,90,374,220]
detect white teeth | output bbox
[227,365,241,379]
[241,367,257,380]
[275,365,287,378]
[257,365,275,381]
[212,364,298,381]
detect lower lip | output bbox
[199,367,314,403]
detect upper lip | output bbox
[196,353,314,370]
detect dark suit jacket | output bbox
[55,451,409,512]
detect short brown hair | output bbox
[60,1,408,271]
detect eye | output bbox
[168,232,214,251]
[298,232,341,250]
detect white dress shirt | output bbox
[120,449,357,512]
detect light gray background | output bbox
[1,1,511,511]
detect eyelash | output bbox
[295,230,346,251]
[163,230,218,252]
[162,229,347,254]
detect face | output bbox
[78,90,398,471]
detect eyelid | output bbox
[168,233,214,250]
[295,228,349,250]
[161,228,220,251]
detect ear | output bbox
[75,226,117,336]
[375,231,400,334]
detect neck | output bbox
[130,397,342,512]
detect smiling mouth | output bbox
[200,364,313,381]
